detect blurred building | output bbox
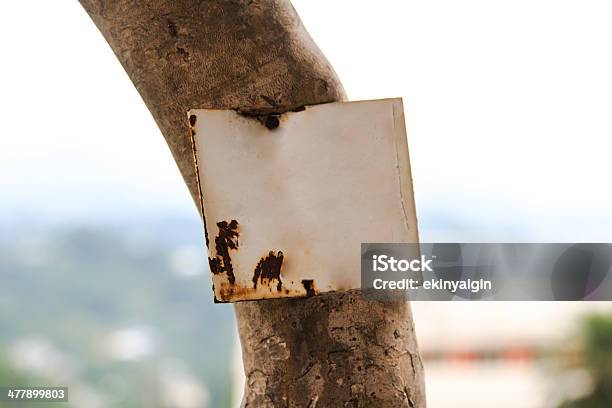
[411,302,610,408]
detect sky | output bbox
[1,0,612,241]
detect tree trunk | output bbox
[77,1,426,406]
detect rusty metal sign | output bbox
[189,98,418,302]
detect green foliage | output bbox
[559,314,612,408]
[0,220,234,408]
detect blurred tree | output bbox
[560,314,612,408]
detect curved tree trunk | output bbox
[77,1,426,406]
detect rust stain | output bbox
[211,249,321,302]
[253,251,284,291]
[208,220,239,284]
[301,279,317,297]
[214,280,255,303]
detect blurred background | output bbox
[2,0,612,407]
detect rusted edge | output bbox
[187,111,209,247]
[211,249,323,302]
[214,280,327,303]
[210,243,325,302]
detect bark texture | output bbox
[77,1,426,406]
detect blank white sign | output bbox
[190,98,418,302]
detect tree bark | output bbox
[77,1,426,406]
